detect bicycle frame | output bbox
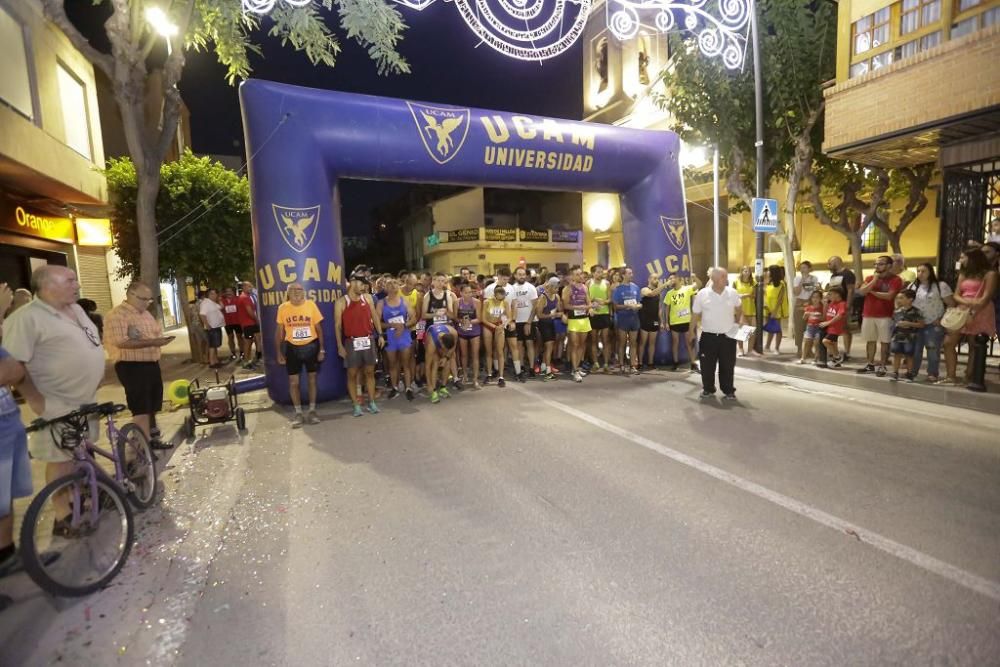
[62,417,128,527]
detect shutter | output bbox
[76,246,114,314]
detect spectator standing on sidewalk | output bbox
[238,281,262,369]
[909,263,953,383]
[792,261,819,356]
[826,256,857,359]
[220,287,243,361]
[855,256,903,377]
[763,265,788,354]
[2,266,107,517]
[817,286,848,368]
[692,268,742,400]
[0,345,30,578]
[941,249,998,386]
[104,281,175,450]
[733,266,757,356]
[198,288,226,368]
[889,289,924,381]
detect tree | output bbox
[43,0,409,304]
[106,150,253,289]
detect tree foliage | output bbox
[106,150,253,289]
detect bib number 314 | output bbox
[352,336,371,351]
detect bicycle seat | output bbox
[78,403,99,414]
[95,402,122,416]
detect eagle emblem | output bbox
[272,204,321,253]
[406,101,471,165]
[660,215,688,252]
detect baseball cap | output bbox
[546,277,560,287]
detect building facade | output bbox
[0,0,115,310]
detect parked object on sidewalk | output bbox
[181,370,247,440]
[19,403,148,597]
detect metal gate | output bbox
[939,160,999,286]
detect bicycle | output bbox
[18,402,156,597]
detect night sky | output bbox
[178,5,584,235]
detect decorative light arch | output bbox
[240,0,751,68]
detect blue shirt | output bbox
[613,283,641,307]
[0,347,20,417]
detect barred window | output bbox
[860,218,889,254]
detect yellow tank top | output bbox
[401,289,421,328]
[734,280,756,316]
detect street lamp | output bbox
[586,198,616,233]
[146,6,178,55]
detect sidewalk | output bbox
[737,350,1000,415]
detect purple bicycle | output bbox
[18,402,156,597]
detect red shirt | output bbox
[221,296,241,326]
[341,295,374,339]
[826,301,847,335]
[236,293,258,327]
[804,304,823,327]
[862,274,903,318]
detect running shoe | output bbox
[699,390,715,398]
[903,372,915,383]
[533,364,541,375]
[307,411,320,424]
[451,379,463,392]
[544,372,556,381]
[516,371,526,383]
[690,364,700,372]
[474,381,482,389]
[856,364,876,374]
[722,393,737,401]
[497,377,506,388]
[292,413,305,429]
[430,390,440,403]
[353,404,363,417]
[890,371,900,381]
[831,355,844,368]
[630,367,640,376]
[439,387,451,398]
[387,388,399,400]
[573,370,583,383]
[368,401,380,414]
[875,366,888,377]
[405,388,415,401]
[528,368,537,378]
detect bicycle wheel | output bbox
[116,423,158,509]
[19,469,134,597]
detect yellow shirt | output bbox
[276,300,324,346]
[765,282,788,319]
[733,280,756,317]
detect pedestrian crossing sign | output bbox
[752,197,778,232]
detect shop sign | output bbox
[551,230,580,243]
[446,227,480,242]
[2,204,76,244]
[484,228,517,242]
[76,218,113,246]
[519,229,549,242]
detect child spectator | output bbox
[798,290,824,365]
[890,289,924,381]
[818,286,847,368]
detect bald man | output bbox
[692,268,742,400]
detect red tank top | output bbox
[342,295,373,338]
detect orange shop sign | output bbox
[6,205,76,244]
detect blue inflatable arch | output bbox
[239,79,691,403]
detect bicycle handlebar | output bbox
[25,402,127,434]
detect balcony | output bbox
[823,23,1000,167]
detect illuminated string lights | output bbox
[241,0,751,68]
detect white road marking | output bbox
[512,384,1000,603]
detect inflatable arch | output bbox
[239,80,691,403]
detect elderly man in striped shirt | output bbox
[104,281,175,449]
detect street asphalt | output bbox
[1,366,998,666]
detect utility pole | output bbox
[751,0,766,354]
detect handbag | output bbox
[940,279,986,332]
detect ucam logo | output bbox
[273,204,320,253]
[407,102,471,165]
[660,215,688,252]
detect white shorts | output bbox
[861,316,892,344]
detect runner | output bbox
[400,272,423,391]
[455,281,483,388]
[607,269,624,368]
[552,274,568,371]
[587,264,612,372]
[612,266,642,375]
[422,272,461,392]
[534,276,563,381]
[509,267,539,382]
[481,284,511,387]
[563,266,593,383]
[376,277,416,401]
[335,274,384,417]
[639,272,668,369]
[237,281,261,369]
[482,268,513,377]
[664,274,701,372]
[275,283,324,427]
[220,286,242,361]
[425,323,458,404]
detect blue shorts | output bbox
[386,329,412,352]
[0,412,31,518]
[890,339,915,356]
[804,325,822,341]
[553,317,567,335]
[615,313,640,332]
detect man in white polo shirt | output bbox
[692,268,743,400]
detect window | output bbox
[859,217,888,253]
[56,63,91,160]
[920,30,941,49]
[952,16,978,37]
[597,240,610,269]
[901,0,941,34]
[850,61,869,78]
[0,6,33,119]
[853,7,891,55]
[985,7,1000,27]
[958,0,981,10]
[595,38,609,93]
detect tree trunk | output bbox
[848,235,864,280]
[887,232,903,255]
[136,167,161,300]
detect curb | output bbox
[739,357,1000,415]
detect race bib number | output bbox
[388,316,405,325]
[224,305,237,314]
[460,320,473,331]
[624,299,637,307]
[574,308,587,317]
[490,307,504,318]
[291,326,312,341]
[416,320,426,333]
[352,336,371,351]
[433,314,448,324]
[677,308,690,318]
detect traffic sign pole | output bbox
[751,2,765,355]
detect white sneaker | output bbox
[573,371,583,383]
